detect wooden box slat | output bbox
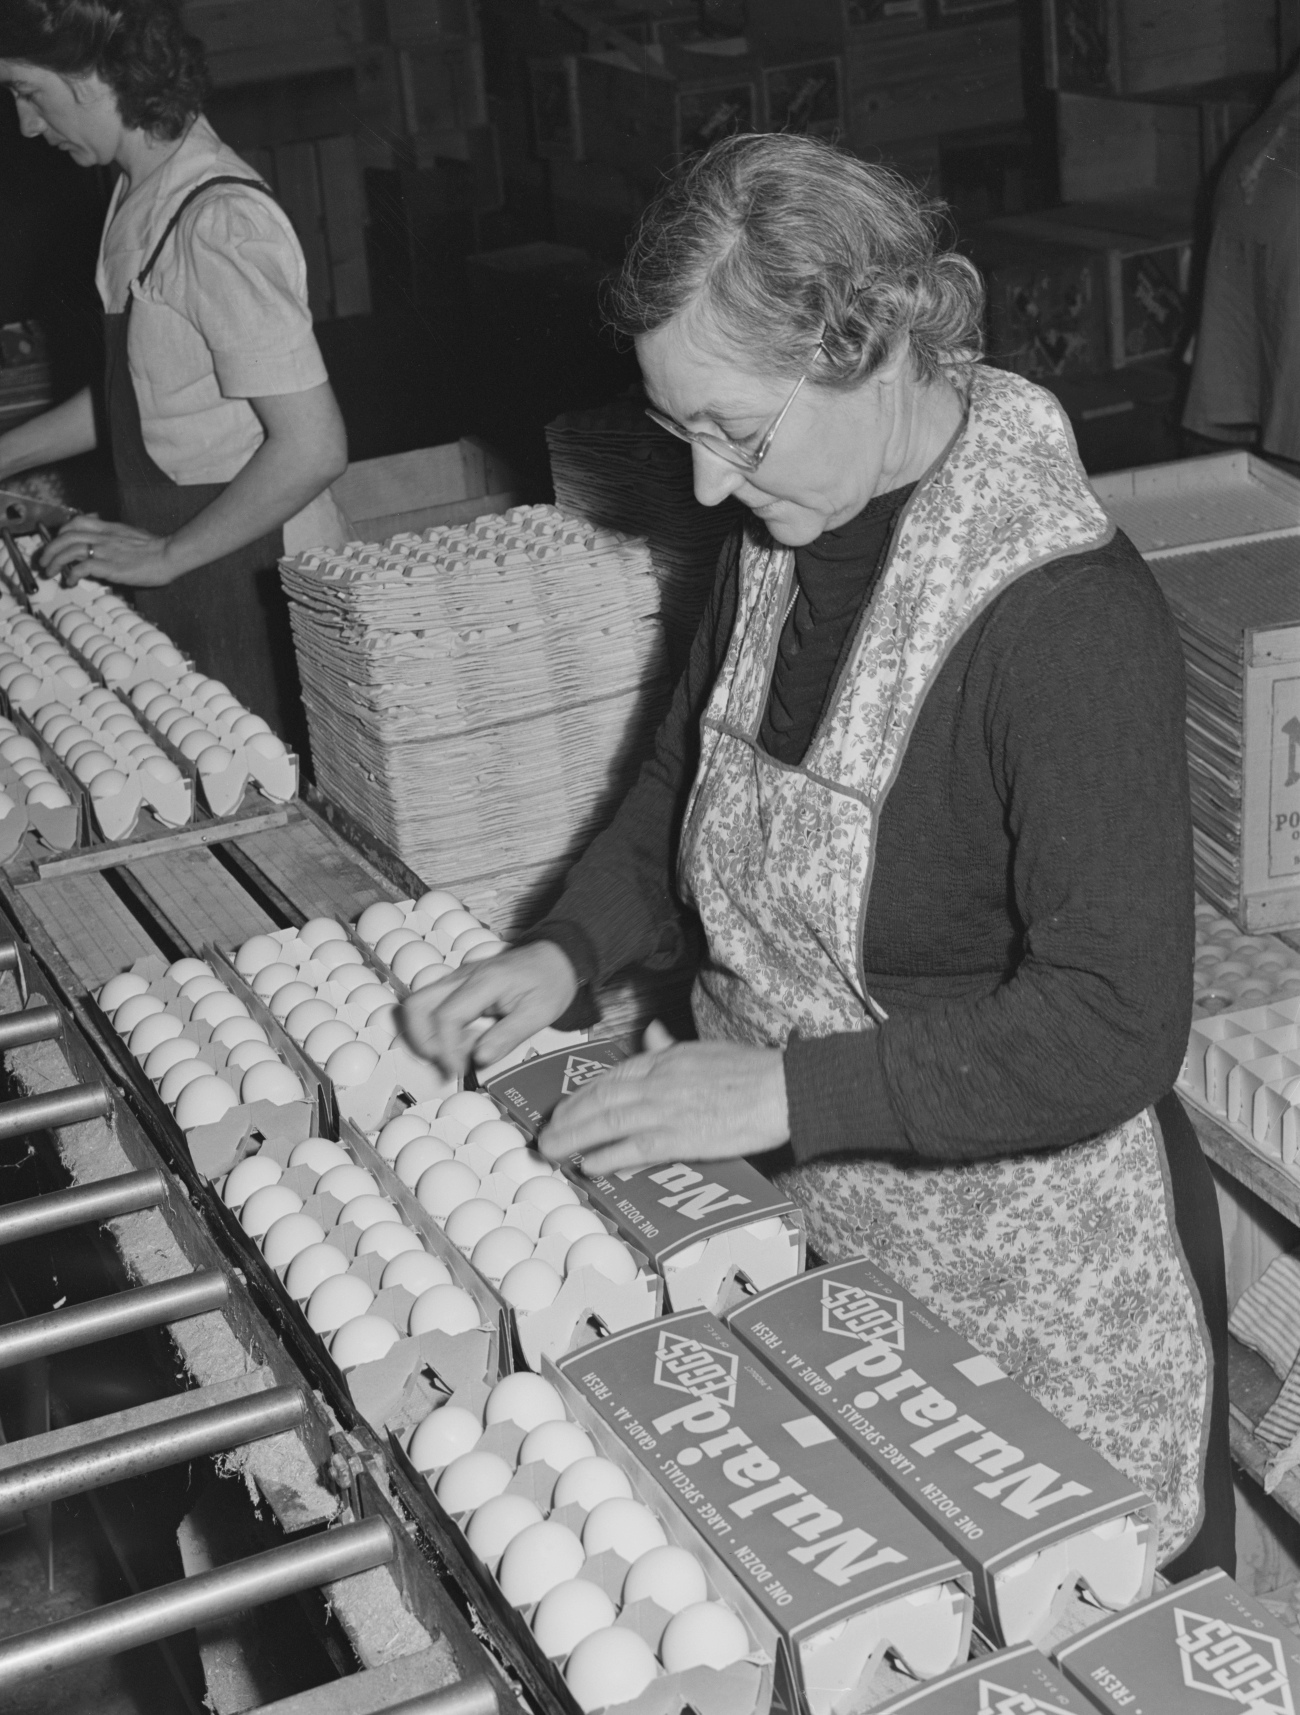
[128,847,277,953]
[18,872,160,989]
[233,815,397,923]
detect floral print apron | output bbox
[677,367,1211,1560]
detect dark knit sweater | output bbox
[526,491,1195,1167]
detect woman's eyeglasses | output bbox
[644,347,823,473]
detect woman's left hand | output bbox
[39,517,176,587]
[538,1021,790,1175]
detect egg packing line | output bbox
[0,929,515,1713]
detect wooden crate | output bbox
[573,50,757,182]
[1044,0,1278,95]
[1056,82,1271,202]
[967,227,1110,381]
[330,437,517,541]
[183,0,359,87]
[1093,454,1300,932]
[746,0,924,59]
[846,17,1024,147]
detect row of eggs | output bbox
[354,890,507,989]
[369,1095,643,1313]
[0,715,73,814]
[222,1138,486,1371]
[414,1372,749,1709]
[37,581,184,681]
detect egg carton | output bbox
[1179,994,1300,1163]
[354,1096,663,1373]
[209,1130,503,1440]
[0,710,78,855]
[30,576,297,811]
[391,1370,769,1715]
[213,928,453,1134]
[351,889,507,998]
[1193,899,1300,1016]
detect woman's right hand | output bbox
[398,941,580,1078]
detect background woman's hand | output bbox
[399,941,579,1077]
[39,517,175,586]
[539,1022,790,1175]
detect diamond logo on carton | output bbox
[978,1680,1076,1714]
[1174,1607,1294,1713]
[654,1328,738,1408]
[820,1278,905,1349]
[560,1052,614,1095]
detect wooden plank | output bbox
[17,872,160,991]
[232,813,397,924]
[35,807,293,881]
[248,1652,472,1715]
[1188,1098,1300,1230]
[127,847,277,955]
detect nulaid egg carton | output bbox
[483,1033,806,1316]
[868,1642,1093,1713]
[1051,1567,1300,1714]
[554,1309,975,1715]
[1179,994,1300,1163]
[216,919,452,1134]
[1193,899,1300,1016]
[355,1093,664,1373]
[30,575,298,812]
[726,1259,1155,1650]
[391,1365,771,1715]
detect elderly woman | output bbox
[404,135,1231,1577]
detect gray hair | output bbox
[606,133,984,387]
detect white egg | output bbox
[234,934,283,978]
[298,916,347,952]
[436,1449,513,1515]
[470,1225,535,1286]
[408,1404,483,1472]
[375,926,421,965]
[24,781,73,810]
[231,711,272,742]
[331,1314,400,1369]
[190,990,249,1030]
[519,1420,596,1474]
[313,940,363,974]
[430,909,480,953]
[288,1137,351,1175]
[269,979,315,1021]
[376,1112,433,1161]
[180,730,222,763]
[285,997,336,1044]
[89,767,128,800]
[462,1120,527,1165]
[326,1041,379,1088]
[339,1193,401,1233]
[409,1282,481,1337]
[494,1147,552,1186]
[622,1545,709,1615]
[390,940,445,986]
[140,754,182,784]
[416,888,462,920]
[179,972,226,1005]
[128,1011,183,1061]
[239,1182,304,1239]
[381,1250,450,1295]
[175,1074,241,1130]
[306,1273,374,1334]
[345,982,394,1017]
[499,1257,563,1313]
[498,1520,586,1609]
[451,927,498,957]
[262,1212,327,1270]
[582,1498,666,1562]
[355,901,406,945]
[467,1494,545,1571]
[553,1457,632,1513]
[660,1602,750,1673]
[328,963,381,1001]
[394,1136,454,1189]
[159,1057,217,1107]
[565,1233,638,1286]
[0,736,40,764]
[240,1062,305,1107]
[112,992,165,1035]
[565,1627,659,1711]
[226,1039,281,1075]
[416,1159,480,1222]
[246,730,287,761]
[285,1241,350,1301]
[252,962,298,1001]
[131,679,165,709]
[99,971,150,1014]
[316,1164,378,1203]
[144,1036,201,1083]
[410,964,453,992]
[210,1014,269,1052]
[165,715,203,745]
[356,1222,423,1262]
[166,957,212,987]
[444,1198,503,1256]
[303,1018,357,1064]
[532,1580,618,1661]
[539,1206,608,1247]
[222,1154,283,1210]
[514,1176,580,1215]
[365,1003,400,1047]
[485,1373,567,1433]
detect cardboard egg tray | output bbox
[1193,900,1300,1016]
[0,713,80,857]
[725,1259,1155,1650]
[388,1373,771,1715]
[553,1309,975,1715]
[483,1034,807,1316]
[1179,995,1300,1164]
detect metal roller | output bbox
[0,1006,62,1051]
[0,1168,166,1248]
[0,940,20,974]
[0,1083,112,1141]
[0,1384,304,1521]
[0,1269,228,1372]
[381,1679,500,1715]
[0,1515,394,1691]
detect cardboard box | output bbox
[483,1033,806,1313]
[1055,84,1269,203]
[1053,1568,1300,1713]
[846,18,1024,147]
[762,58,845,138]
[727,1259,1155,1646]
[1044,0,1278,95]
[968,228,1109,381]
[554,1309,974,1715]
[871,1641,1095,1712]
